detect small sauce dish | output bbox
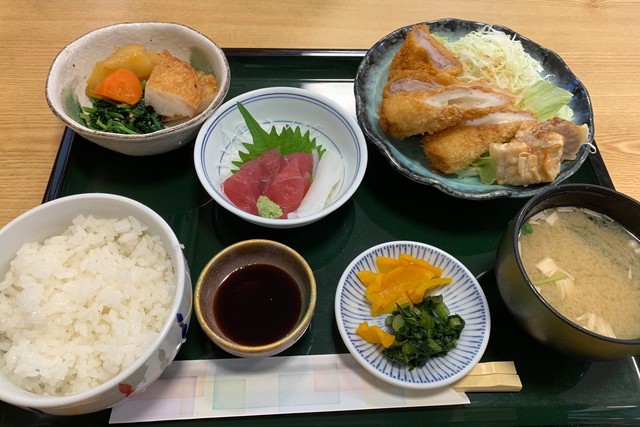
[195,239,316,357]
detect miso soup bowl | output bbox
[495,184,640,360]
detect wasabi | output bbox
[257,195,283,219]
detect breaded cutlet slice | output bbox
[422,110,537,174]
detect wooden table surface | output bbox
[1,0,639,227]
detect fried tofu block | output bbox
[195,70,218,114]
[144,50,201,120]
[422,111,537,174]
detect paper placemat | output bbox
[109,353,469,424]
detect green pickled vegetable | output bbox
[383,295,465,370]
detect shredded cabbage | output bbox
[445,26,544,98]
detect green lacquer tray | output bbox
[2,50,638,427]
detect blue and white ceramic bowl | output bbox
[194,86,368,228]
[335,241,490,389]
[354,18,594,200]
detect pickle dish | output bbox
[335,240,490,389]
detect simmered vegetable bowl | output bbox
[45,22,230,156]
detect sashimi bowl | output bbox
[194,86,368,229]
[46,22,230,156]
[335,241,491,389]
[0,193,192,415]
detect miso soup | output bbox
[518,206,640,339]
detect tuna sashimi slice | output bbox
[264,157,312,217]
[283,152,314,175]
[222,148,282,215]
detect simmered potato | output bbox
[86,44,159,97]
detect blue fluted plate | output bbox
[354,18,594,200]
[334,241,491,389]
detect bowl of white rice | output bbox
[0,193,192,415]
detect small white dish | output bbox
[194,86,368,228]
[335,241,491,389]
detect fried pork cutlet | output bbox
[389,24,462,77]
[382,69,457,97]
[378,82,516,139]
[144,50,202,120]
[422,110,538,174]
[490,129,565,186]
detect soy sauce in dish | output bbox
[213,263,302,346]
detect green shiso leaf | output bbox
[231,102,325,172]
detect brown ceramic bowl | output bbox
[194,239,316,357]
[495,183,640,360]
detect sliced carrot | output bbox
[93,68,143,105]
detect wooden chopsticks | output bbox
[452,361,522,392]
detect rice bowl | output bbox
[0,215,175,395]
[0,193,192,415]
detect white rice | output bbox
[0,214,175,396]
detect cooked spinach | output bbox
[80,92,164,135]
